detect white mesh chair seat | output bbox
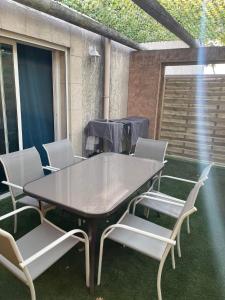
[17,196,51,209]
[135,163,213,232]
[138,192,183,219]
[17,220,79,280]
[108,214,172,261]
[0,221,78,282]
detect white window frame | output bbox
[0,37,23,150]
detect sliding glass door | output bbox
[0,39,55,195]
[0,43,19,153]
[0,42,20,193]
[17,44,54,165]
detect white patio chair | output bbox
[97,181,203,300]
[43,139,87,227]
[0,147,56,233]
[0,206,90,300]
[132,137,168,191]
[43,139,87,171]
[133,137,168,163]
[132,163,213,257]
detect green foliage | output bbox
[60,0,225,45]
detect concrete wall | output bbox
[128,47,225,138]
[140,40,189,50]
[0,0,132,154]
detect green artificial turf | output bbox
[0,157,225,300]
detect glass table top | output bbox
[24,153,163,217]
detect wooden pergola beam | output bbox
[132,0,199,48]
[13,0,142,50]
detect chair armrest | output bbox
[138,195,184,207]
[2,181,23,190]
[163,160,168,164]
[143,191,185,204]
[127,195,142,212]
[0,206,42,222]
[74,155,87,160]
[160,175,197,184]
[127,193,153,212]
[42,166,60,172]
[104,223,176,246]
[20,228,89,268]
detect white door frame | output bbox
[0,37,23,150]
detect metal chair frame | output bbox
[0,148,55,233]
[0,206,90,300]
[97,182,201,300]
[132,163,213,257]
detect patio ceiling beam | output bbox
[132,0,200,48]
[13,0,142,50]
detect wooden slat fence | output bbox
[159,75,225,164]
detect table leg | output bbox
[88,218,97,295]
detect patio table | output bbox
[23,152,163,293]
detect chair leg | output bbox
[157,258,166,300]
[97,235,105,286]
[132,202,137,215]
[85,240,90,287]
[144,208,150,219]
[12,201,17,234]
[171,246,176,270]
[187,216,191,234]
[157,174,162,192]
[40,204,46,217]
[177,229,182,258]
[29,282,36,300]
[24,268,36,300]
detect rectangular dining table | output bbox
[24,152,164,293]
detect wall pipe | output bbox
[103,38,111,121]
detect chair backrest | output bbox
[0,147,44,197]
[43,139,75,169]
[199,163,213,182]
[171,180,204,240]
[0,228,23,268]
[134,138,168,162]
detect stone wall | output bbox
[0,0,132,154]
[128,47,225,138]
[110,42,130,119]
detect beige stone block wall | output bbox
[0,0,26,35]
[0,0,132,155]
[110,42,131,119]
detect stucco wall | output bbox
[0,0,131,154]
